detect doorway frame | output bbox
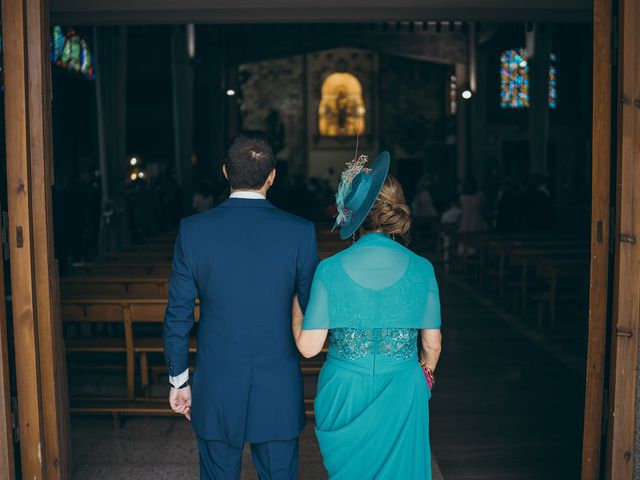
[1,0,71,478]
[0,1,634,478]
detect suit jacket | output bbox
[163,197,319,446]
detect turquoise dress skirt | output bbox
[302,233,441,479]
[314,332,432,480]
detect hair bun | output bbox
[363,175,412,243]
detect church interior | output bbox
[1,15,598,480]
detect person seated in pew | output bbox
[457,175,487,255]
[440,195,462,265]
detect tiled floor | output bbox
[429,276,585,479]
[71,416,324,479]
[70,416,442,479]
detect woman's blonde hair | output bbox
[362,175,411,243]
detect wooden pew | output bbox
[62,300,135,399]
[102,251,173,262]
[62,298,199,399]
[61,276,169,297]
[128,301,198,391]
[72,262,172,277]
[486,240,587,299]
[70,397,316,420]
[505,248,589,315]
[532,259,589,332]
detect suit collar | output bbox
[220,197,276,209]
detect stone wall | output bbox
[238,55,306,177]
[379,54,449,156]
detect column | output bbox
[171,25,195,201]
[95,26,130,251]
[528,23,551,176]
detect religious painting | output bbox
[318,72,366,137]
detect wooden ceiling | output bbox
[50,0,593,25]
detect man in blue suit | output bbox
[163,131,319,479]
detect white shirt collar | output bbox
[229,191,266,200]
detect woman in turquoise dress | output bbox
[293,151,443,479]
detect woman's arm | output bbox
[292,294,328,358]
[419,328,442,371]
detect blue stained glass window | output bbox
[52,25,65,63]
[52,26,95,80]
[500,49,530,109]
[548,53,557,109]
[500,49,557,109]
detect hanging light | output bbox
[226,89,236,96]
[130,173,137,181]
[137,171,145,179]
[130,157,138,166]
[462,90,472,100]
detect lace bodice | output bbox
[329,328,418,360]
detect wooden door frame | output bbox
[604,0,640,477]
[581,0,613,478]
[0,0,633,479]
[1,0,71,478]
[0,204,15,480]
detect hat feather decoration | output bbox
[334,154,371,229]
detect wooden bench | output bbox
[504,248,589,315]
[70,396,316,422]
[62,298,200,399]
[61,276,169,297]
[72,262,172,276]
[102,251,173,262]
[486,239,587,299]
[532,259,589,331]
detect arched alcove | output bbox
[318,72,366,137]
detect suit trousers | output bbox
[197,436,299,480]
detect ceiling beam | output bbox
[51,1,592,25]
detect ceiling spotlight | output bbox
[130,173,137,181]
[519,60,528,68]
[137,171,145,179]
[130,157,138,166]
[226,89,236,96]
[461,90,472,99]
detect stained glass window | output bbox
[500,49,529,109]
[318,73,366,137]
[548,53,557,109]
[449,75,458,115]
[52,26,95,79]
[52,25,65,63]
[500,49,557,109]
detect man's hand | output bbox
[169,385,192,420]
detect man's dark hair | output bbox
[224,131,276,190]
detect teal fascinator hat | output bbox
[335,151,391,240]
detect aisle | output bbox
[71,417,325,479]
[70,415,442,479]
[430,276,585,479]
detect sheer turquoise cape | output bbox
[302,233,441,330]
